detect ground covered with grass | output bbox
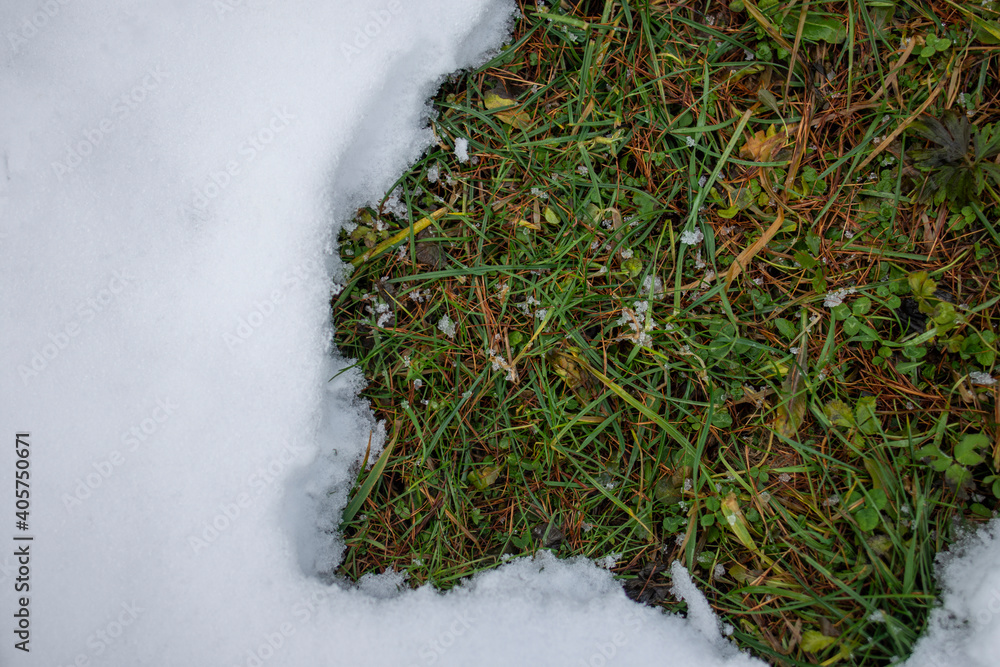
[330,1,1000,664]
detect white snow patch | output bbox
[437,314,457,339]
[969,371,996,386]
[681,228,704,245]
[454,137,470,163]
[902,519,1000,667]
[824,288,856,308]
[642,275,665,299]
[597,553,621,569]
[671,562,737,644]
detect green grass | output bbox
[331,1,1000,664]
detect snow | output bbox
[969,371,997,386]
[823,287,856,308]
[670,562,736,646]
[901,518,1000,667]
[437,314,457,339]
[680,228,704,245]
[0,1,767,666]
[454,136,470,163]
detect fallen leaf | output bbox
[468,464,502,490]
[548,350,586,389]
[724,209,784,289]
[801,630,837,653]
[740,125,794,162]
[824,399,854,427]
[654,466,691,506]
[484,90,531,130]
[782,13,846,44]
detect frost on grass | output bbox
[365,297,394,328]
[597,552,622,569]
[694,248,706,270]
[516,294,549,320]
[382,185,409,219]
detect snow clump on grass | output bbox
[969,371,996,386]
[454,137,470,163]
[437,314,457,339]
[680,228,704,245]
[824,287,856,308]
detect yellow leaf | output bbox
[824,399,854,428]
[547,348,596,404]
[351,208,447,268]
[728,63,765,83]
[800,630,837,653]
[468,464,502,490]
[483,91,514,110]
[728,563,754,583]
[483,92,531,130]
